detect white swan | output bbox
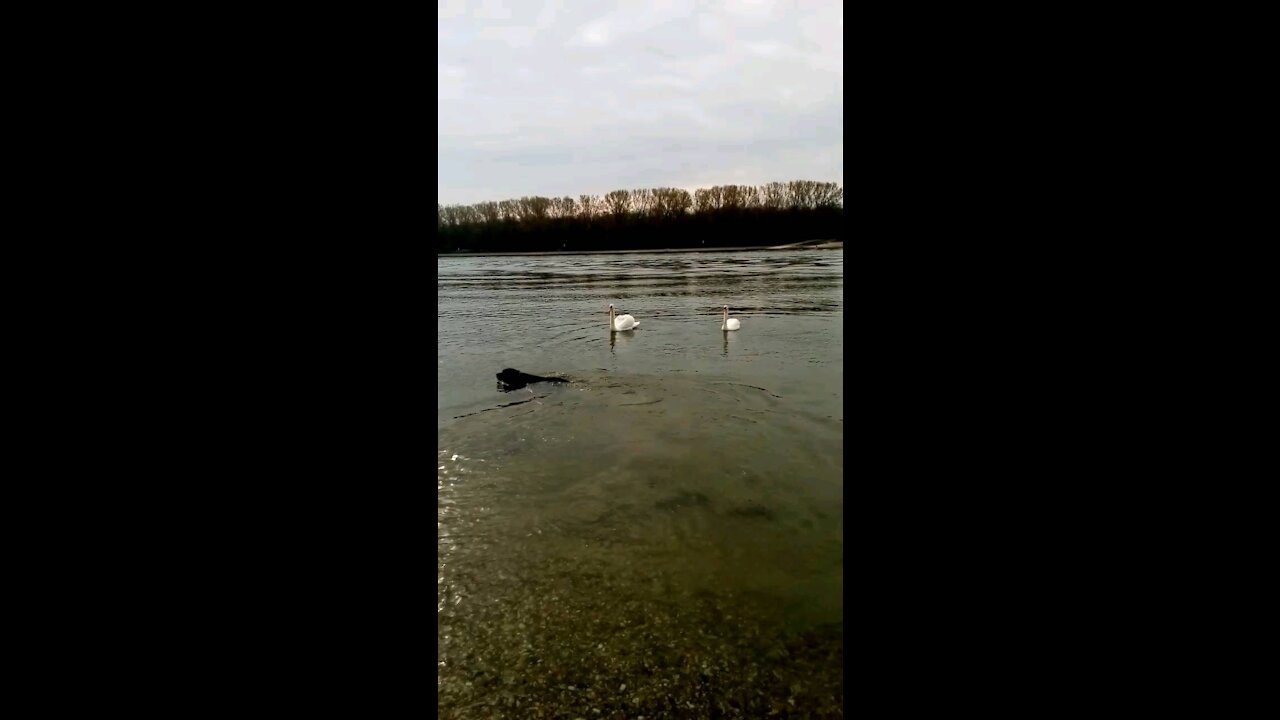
[609,304,639,331]
[722,305,741,331]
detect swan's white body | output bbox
[609,304,639,331]
[722,306,741,331]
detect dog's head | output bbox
[496,368,521,383]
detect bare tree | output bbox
[476,201,500,224]
[561,196,578,218]
[721,185,747,210]
[632,188,659,218]
[498,199,520,222]
[517,196,552,222]
[694,188,715,213]
[813,182,842,208]
[604,190,631,217]
[669,188,693,216]
[438,180,842,252]
[650,188,692,218]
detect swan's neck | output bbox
[609,307,615,329]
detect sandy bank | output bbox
[438,240,842,258]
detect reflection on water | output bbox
[607,328,638,353]
[438,250,843,718]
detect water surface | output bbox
[438,250,843,718]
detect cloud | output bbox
[570,20,611,46]
[473,0,513,21]
[437,0,842,204]
[722,0,779,21]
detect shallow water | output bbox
[438,250,843,718]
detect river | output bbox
[438,249,843,718]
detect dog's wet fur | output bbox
[496,368,570,392]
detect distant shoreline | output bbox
[437,239,842,258]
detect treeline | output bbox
[437,180,843,253]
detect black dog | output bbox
[496,368,570,392]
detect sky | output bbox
[438,0,843,206]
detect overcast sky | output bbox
[438,0,843,205]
